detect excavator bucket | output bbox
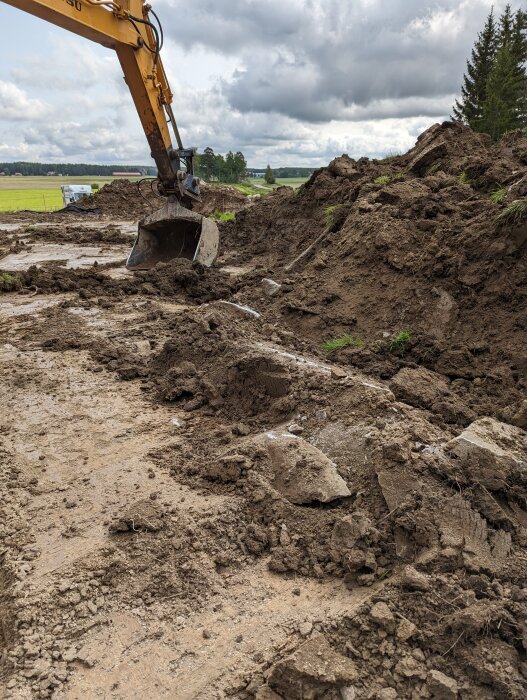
[126,198,219,270]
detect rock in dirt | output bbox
[446,417,527,490]
[268,636,358,700]
[427,670,458,699]
[109,499,164,533]
[511,399,527,430]
[376,691,397,700]
[389,367,473,425]
[400,565,430,592]
[261,278,282,297]
[204,454,250,483]
[369,602,396,634]
[253,432,351,504]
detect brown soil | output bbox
[79,179,249,219]
[0,122,526,700]
[226,122,527,426]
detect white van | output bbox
[60,185,92,206]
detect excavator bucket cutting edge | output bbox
[126,199,219,270]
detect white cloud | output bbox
[11,38,121,91]
[0,80,51,120]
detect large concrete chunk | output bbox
[263,432,351,504]
[268,637,358,700]
[446,418,527,490]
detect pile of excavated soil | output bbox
[19,258,236,303]
[196,182,249,217]
[1,123,526,700]
[225,122,527,428]
[77,179,159,218]
[78,179,249,219]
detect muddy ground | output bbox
[0,123,526,700]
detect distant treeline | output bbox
[0,160,313,180]
[0,162,156,176]
[250,167,314,178]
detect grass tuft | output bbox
[0,272,22,292]
[374,173,405,187]
[211,210,235,222]
[456,172,472,185]
[323,203,351,227]
[490,187,508,205]
[323,335,364,352]
[426,162,443,176]
[389,329,411,354]
[495,199,527,226]
[381,152,401,162]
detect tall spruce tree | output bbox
[499,3,515,46]
[455,5,527,140]
[480,43,525,139]
[453,9,497,127]
[480,6,527,139]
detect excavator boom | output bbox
[1,0,219,268]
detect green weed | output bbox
[496,199,527,226]
[211,210,235,222]
[490,187,507,205]
[456,172,472,185]
[426,162,443,176]
[374,173,405,186]
[381,152,401,162]
[323,204,351,227]
[0,272,22,292]
[323,335,364,352]
[389,329,411,354]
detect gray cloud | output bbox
[159,0,506,122]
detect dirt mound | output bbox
[225,121,527,427]
[23,224,133,245]
[140,302,527,699]
[19,258,235,304]
[196,182,249,217]
[77,179,157,218]
[79,179,249,219]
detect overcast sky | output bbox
[0,0,511,167]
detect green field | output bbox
[0,175,121,190]
[0,174,308,212]
[0,189,64,212]
[0,175,142,212]
[235,177,307,196]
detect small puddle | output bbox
[0,224,23,232]
[0,243,127,271]
[220,265,254,277]
[0,297,62,318]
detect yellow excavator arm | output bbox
[1,0,219,268]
